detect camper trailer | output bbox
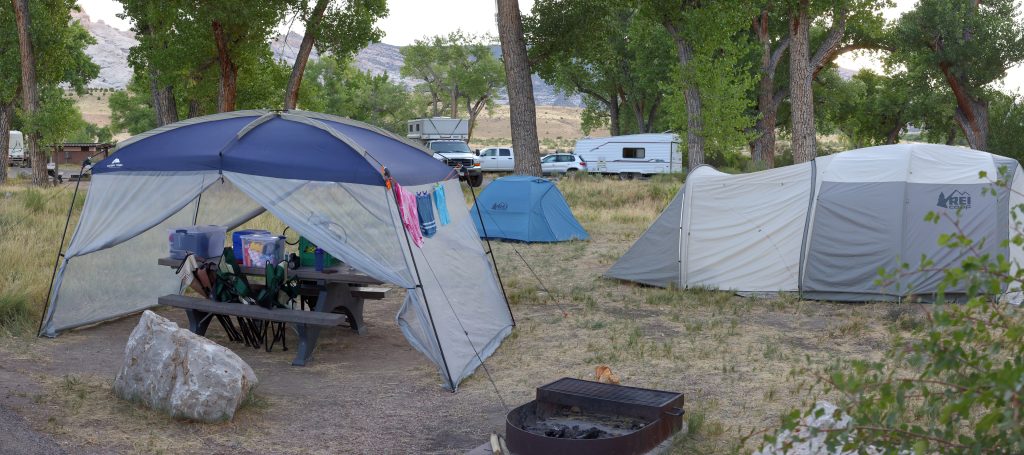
[573,133,682,177]
[407,117,469,141]
[7,130,25,167]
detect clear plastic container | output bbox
[167,225,227,259]
[239,234,286,267]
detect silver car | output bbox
[541,153,587,174]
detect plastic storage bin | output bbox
[240,234,286,268]
[168,225,227,259]
[232,229,272,263]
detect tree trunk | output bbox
[750,10,788,169]
[148,66,178,126]
[609,94,620,136]
[885,120,902,145]
[450,86,459,118]
[284,0,329,110]
[945,124,957,145]
[665,23,704,171]
[188,99,202,119]
[497,0,542,176]
[938,62,988,150]
[0,100,13,183]
[13,0,47,185]
[788,0,815,164]
[212,21,238,113]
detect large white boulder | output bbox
[113,310,258,422]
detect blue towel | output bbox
[416,192,437,238]
[434,184,450,226]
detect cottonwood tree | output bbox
[786,0,889,164]
[6,0,97,185]
[639,0,755,170]
[300,55,427,134]
[497,0,542,176]
[282,0,386,110]
[526,0,675,136]
[890,0,1024,151]
[399,32,505,141]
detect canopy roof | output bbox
[92,110,453,186]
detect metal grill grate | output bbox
[539,378,681,408]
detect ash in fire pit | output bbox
[520,405,647,440]
[506,378,685,455]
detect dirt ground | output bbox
[0,176,920,454]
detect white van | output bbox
[573,133,683,177]
[478,147,514,171]
[8,130,25,166]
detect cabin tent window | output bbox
[623,147,645,159]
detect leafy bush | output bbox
[762,169,1024,453]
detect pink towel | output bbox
[392,181,423,247]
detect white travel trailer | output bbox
[7,130,25,166]
[573,133,683,177]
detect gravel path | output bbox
[0,404,67,455]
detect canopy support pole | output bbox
[467,180,515,326]
[39,159,92,336]
[386,177,456,392]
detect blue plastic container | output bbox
[232,229,271,263]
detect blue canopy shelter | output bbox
[471,176,589,243]
[41,110,513,391]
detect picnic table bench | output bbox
[158,257,391,366]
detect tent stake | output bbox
[39,160,90,336]
[467,180,515,326]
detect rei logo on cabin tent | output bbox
[937,190,971,210]
[491,201,508,210]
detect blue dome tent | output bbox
[471,176,589,242]
[41,110,513,391]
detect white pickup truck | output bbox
[407,118,482,187]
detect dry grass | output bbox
[0,175,914,454]
[0,183,84,336]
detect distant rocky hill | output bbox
[73,10,850,108]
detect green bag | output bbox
[298,236,339,268]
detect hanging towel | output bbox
[392,180,423,247]
[416,191,437,238]
[433,184,450,226]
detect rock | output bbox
[754,401,883,455]
[113,311,258,422]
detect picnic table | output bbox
[157,257,389,365]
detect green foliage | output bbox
[301,0,387,59]
[817,69,913,147]
[527,0,676,134]
[988,92,1024,160]
[764,169,1024,453]
[890,0,1024,102]
[302,56,427,134]
[109,78,157,135]
[399,31,506,126]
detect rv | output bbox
[573,133,682,177]
[7,130,25,167]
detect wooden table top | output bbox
[157,257,383,285]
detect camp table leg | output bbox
[320,282,366,335]
[292,323,321,366]
[185,308,213,336]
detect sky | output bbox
[77,0,1022,93]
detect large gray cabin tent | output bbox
[41,110,514,391]
[607,144,1024,301]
